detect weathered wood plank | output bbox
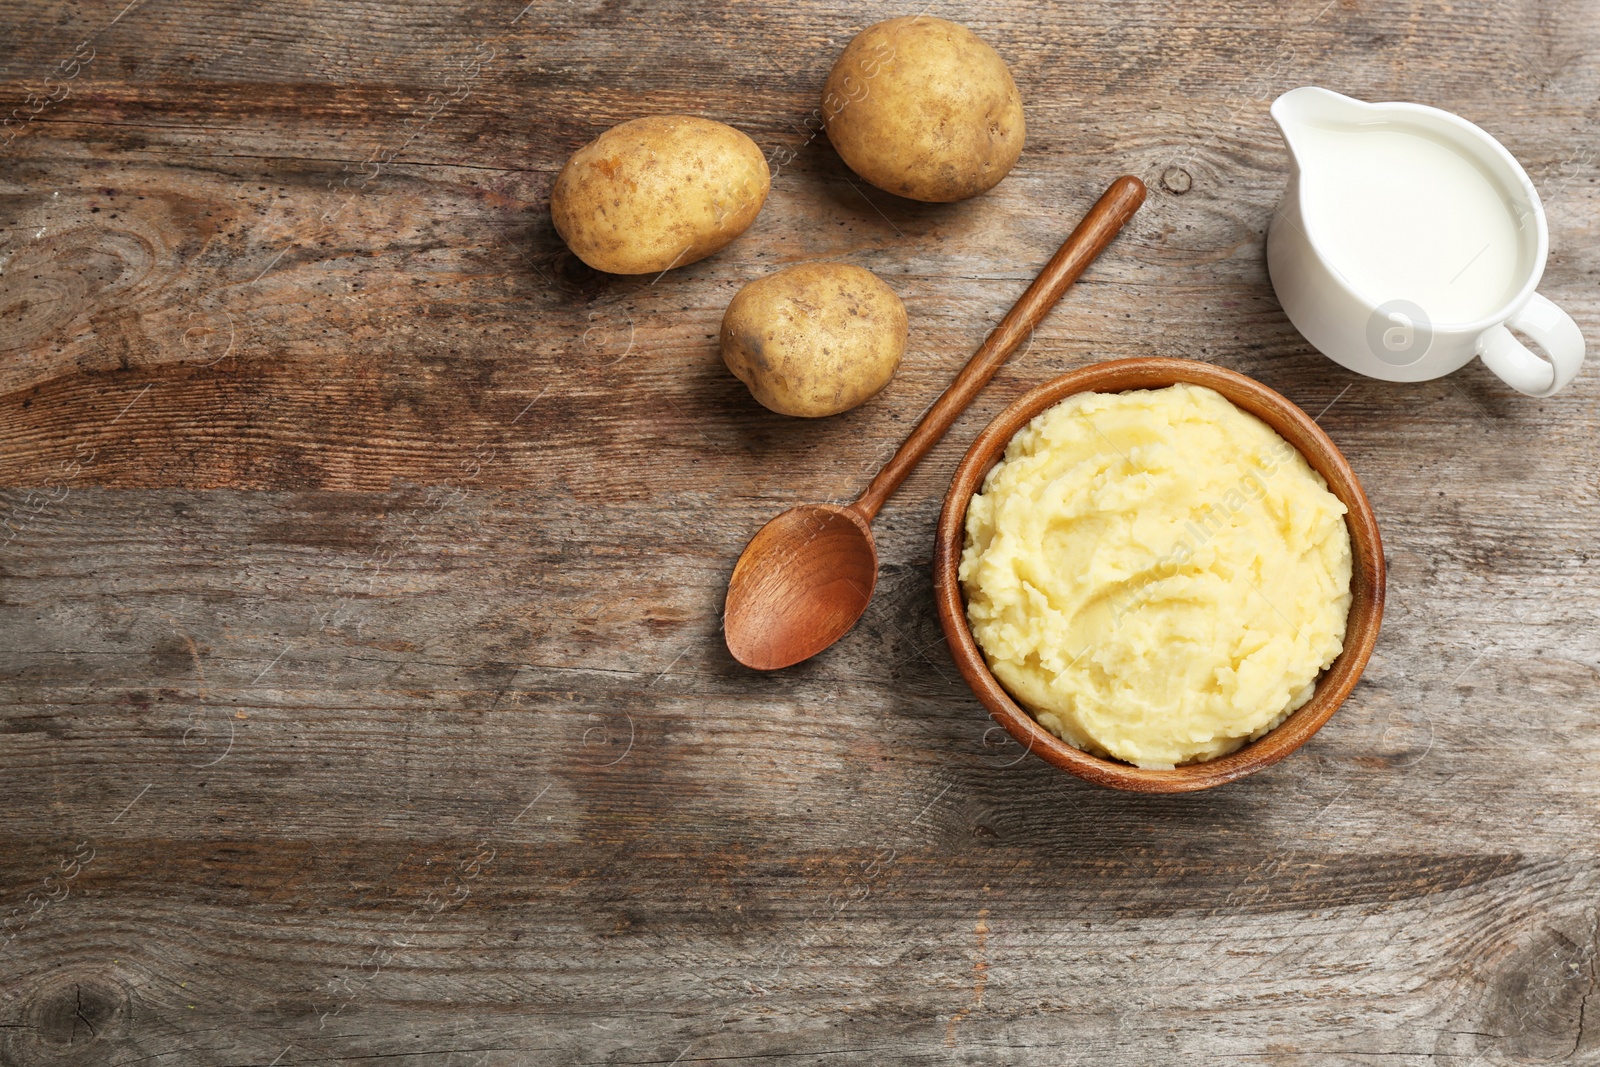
[3,0,1600,1063]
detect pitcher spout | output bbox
[1271,86,1375,167]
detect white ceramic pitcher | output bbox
[1267,87,1584,397]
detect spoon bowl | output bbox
[723,503,877,671]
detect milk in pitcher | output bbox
[1291,121,1530,325]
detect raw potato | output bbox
[721,263,908,418]
[822,17,1025,203]
[551,115,770,275]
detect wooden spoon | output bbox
[724,175,1148,671]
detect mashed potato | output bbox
[959,384,1352,768]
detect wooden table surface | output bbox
[3,1,1598,1063]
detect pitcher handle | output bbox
[1476,292,1585,397]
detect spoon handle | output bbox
[851,174,1147,521]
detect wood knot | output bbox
[0,226,158,355]
[546,248,616,303]
[7,969,130,1061]
[1161,166,1193,195]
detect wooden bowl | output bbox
[933,358,1385,792]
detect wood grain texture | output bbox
[2,0,1599,1064]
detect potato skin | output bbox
[822,17,1025,203]
[551,115,770,275]
[721,263,908,418]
